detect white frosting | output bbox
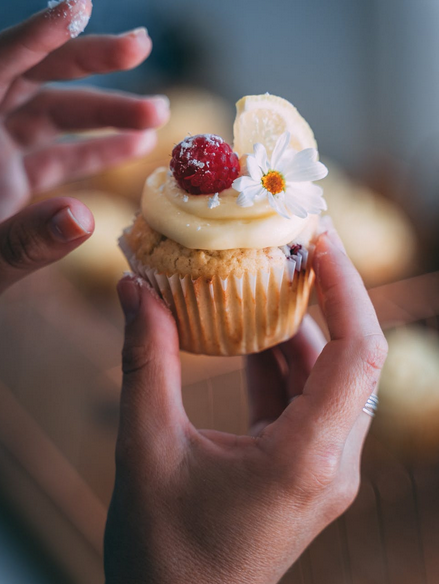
[141,168,317,250]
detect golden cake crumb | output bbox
[126,215,287,279]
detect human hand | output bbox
[0,0,169,293]
[104,220,388,584]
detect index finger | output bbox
[0,0,92,91]
[270,220,388,450]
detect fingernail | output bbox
[318,215,334,234]
[48,0,91,39]
[49,207,92,242]
[149,95,170,120]
[317,215,346,254]
[121,26,149,38]
[135,130,157,155]
[118,276,141,325]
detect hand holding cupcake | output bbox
[121,94,328,355]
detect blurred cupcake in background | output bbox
[373,325,439,462]
[321,162,418,287]
[58,191,136,294]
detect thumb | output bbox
[117,275,188,459]
[0,197,94,294]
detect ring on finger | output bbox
[362,394,378,418]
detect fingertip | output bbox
[48,198,94,243]
[114,28,152,69]
[150,95,171,127]
[118,274,141,325]
[132,96,170,130]
[118,273,176,333]
[314,218,346,257]
[65,198,95,232]
[313,224,349,287]
[131,130,158,156]
[47,0,92,39]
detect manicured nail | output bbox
[118,276,141,325]
[121,26,149,38]
[49,206,92,242]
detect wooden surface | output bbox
[0,267,438,584]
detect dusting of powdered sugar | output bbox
[47,0,91,38]
[208,193,220,209]
[68,4,90,38]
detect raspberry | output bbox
[170,134,240,195]
[289,244,302,256]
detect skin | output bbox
[0,0,169,293]
[105,220,388,584]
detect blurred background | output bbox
[0,1,438,583]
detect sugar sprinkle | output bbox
[47,0,91,39]
[208,193,220,209]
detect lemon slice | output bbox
[233,94,317,158]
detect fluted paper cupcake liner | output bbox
[119,234,315,356]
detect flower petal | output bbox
[286,182,324,198]
[253,187,267,201]
[253,143,270,173]
[245,184,267,199]
[277,149,297,174]
[284,148,328,182]
[267,192,291,219]
[283,196,309,218]
[232,175,257,191]
[237,191,255,207]
[285,184,327,214]
[270,131,291,169]
[246,155,263,181]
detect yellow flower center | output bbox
[261,170,286,195]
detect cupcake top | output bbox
[141,94,328,250]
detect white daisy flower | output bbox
[232,132,328,219]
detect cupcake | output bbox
[120,94,328,355]
[373,326,439,462]
[321,162,418,287]
[59,190,136,293]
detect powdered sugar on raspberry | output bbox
[170,134,240,195]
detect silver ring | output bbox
[362,394,378,418]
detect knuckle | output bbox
[292,447,342,498]
[6,92,51,147]
[1,220,45,270]
[311,450,341,489]
[357,334,389,374]
[122,341,155,376]
[332,476,361,515]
